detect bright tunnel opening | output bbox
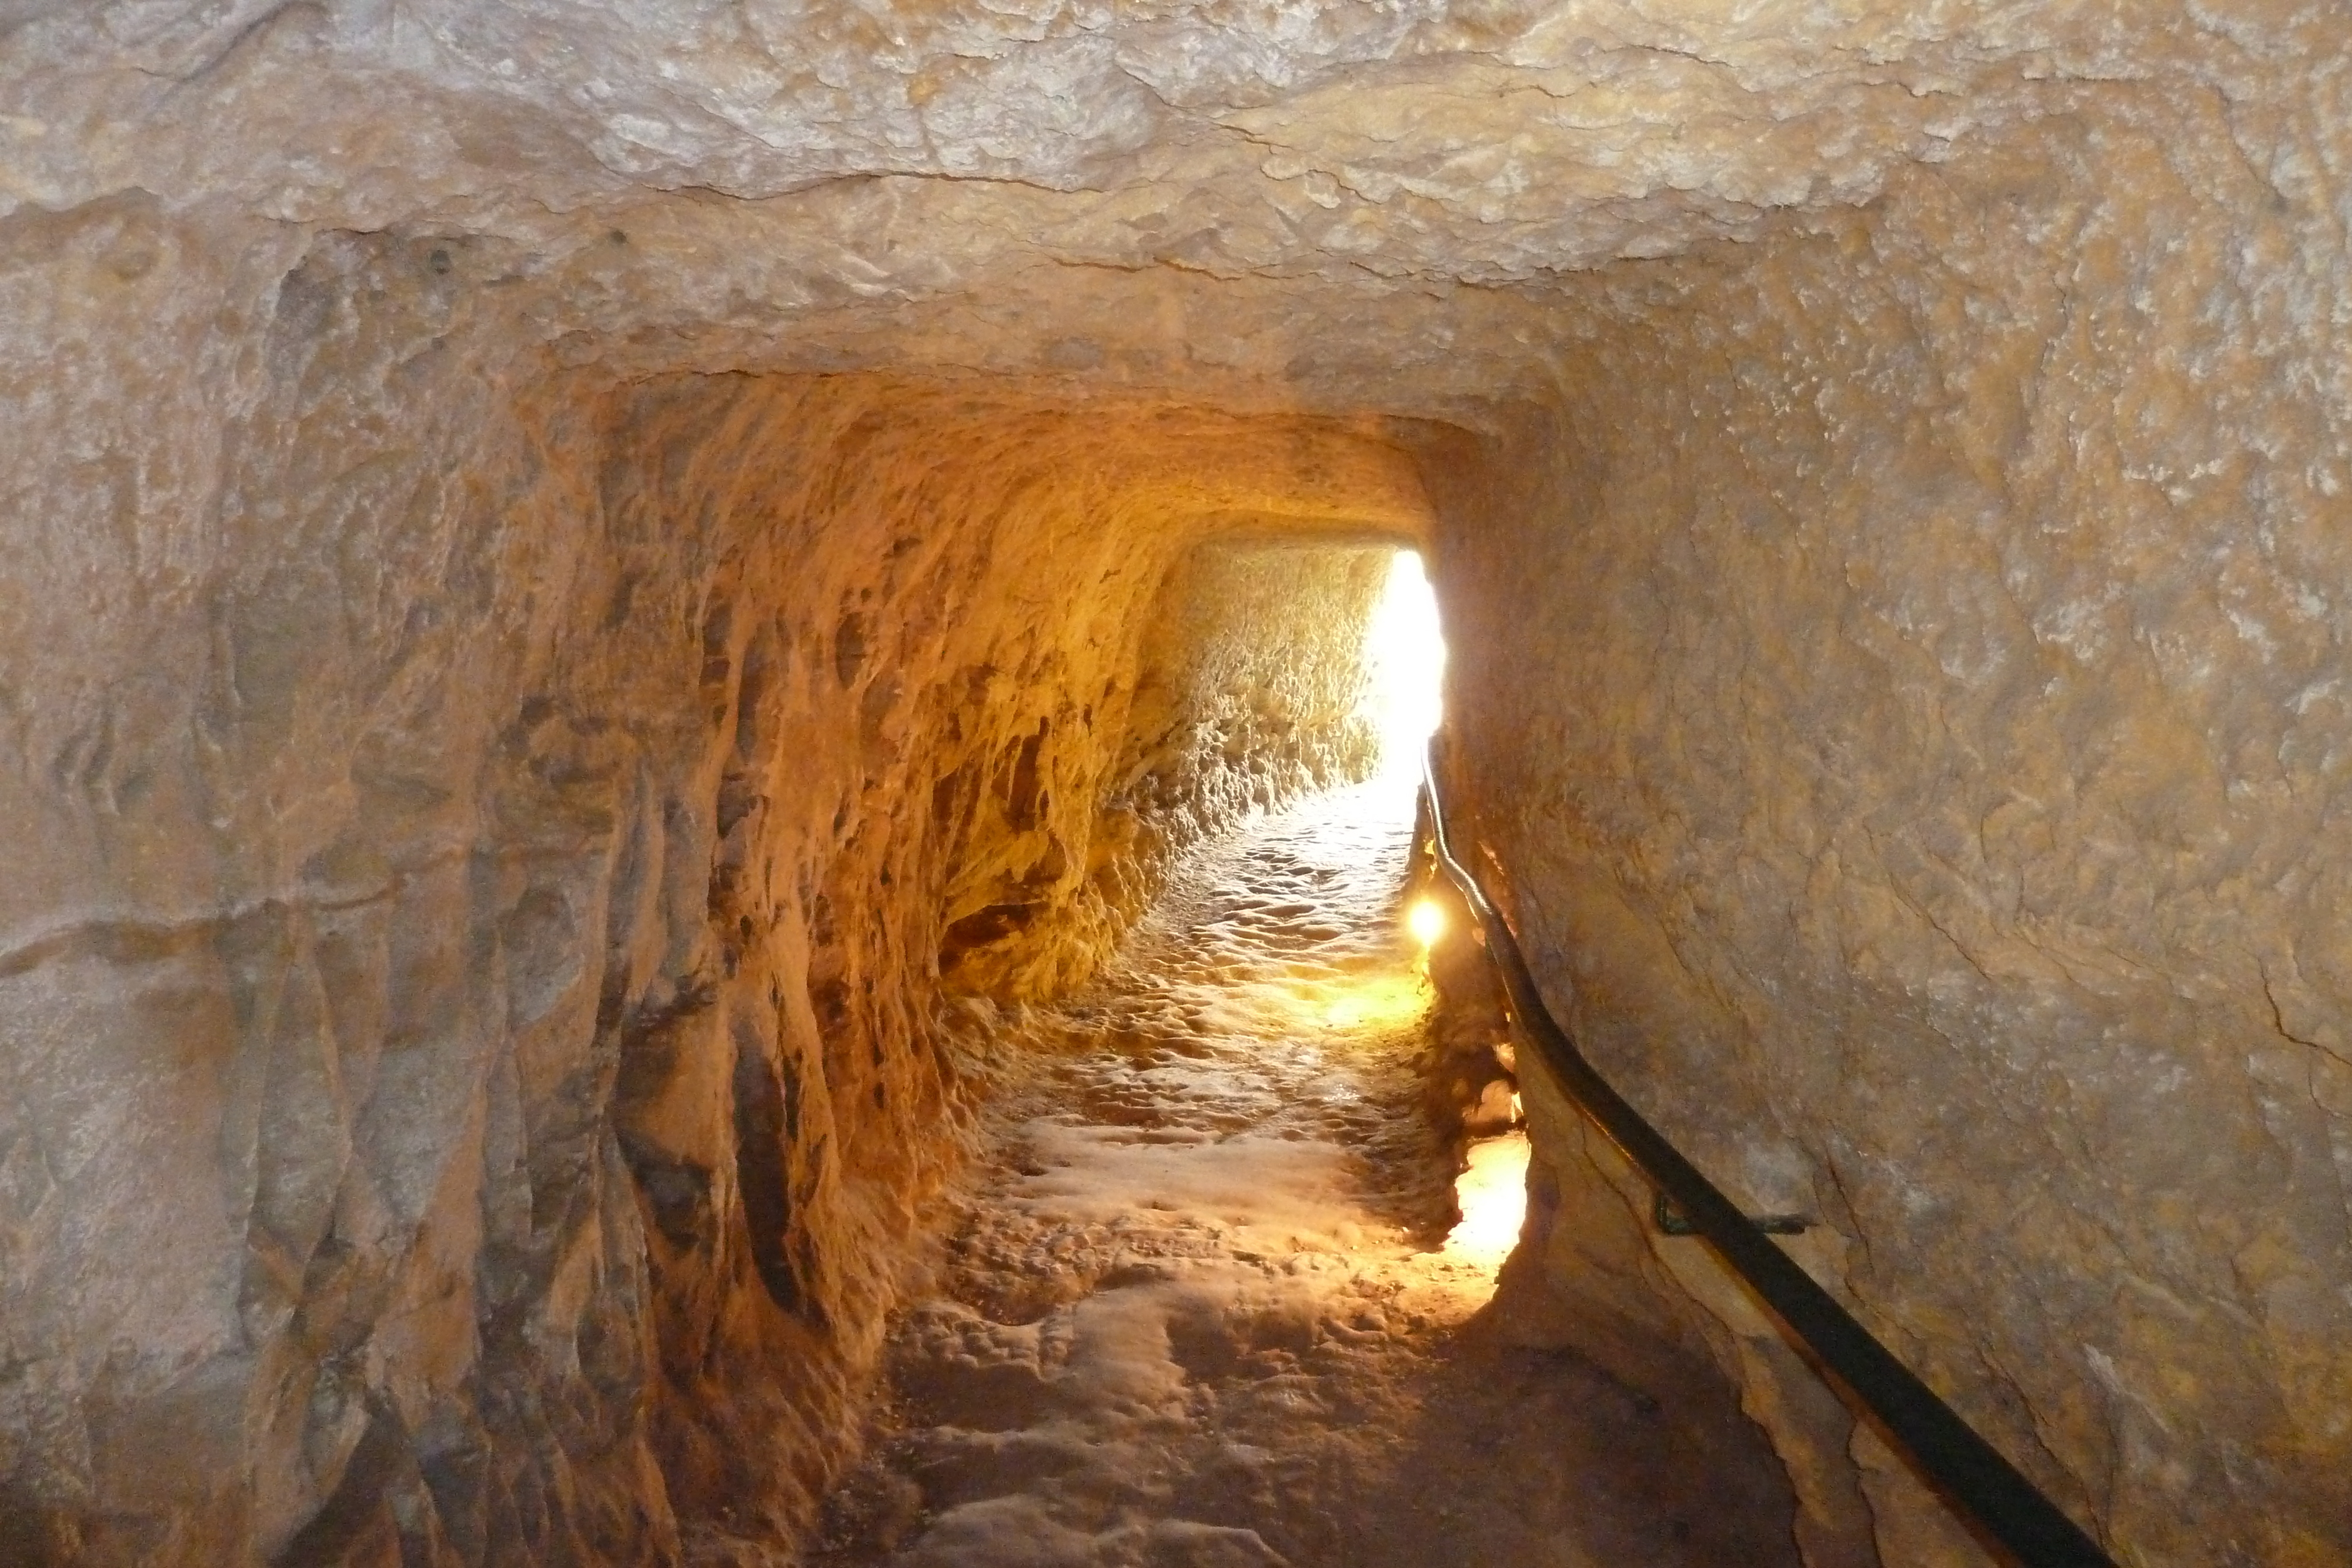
[1351,549,1529,1276]
[1361,548,1446,775]
[1444,1132,1532,1271]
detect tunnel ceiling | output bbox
[1,0,2302,409]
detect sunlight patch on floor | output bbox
[1444,1132,1531,1270]
[1296,971,1432,1033]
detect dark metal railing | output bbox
[1419,740,2114,1568]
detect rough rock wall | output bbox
[0,0,2137,297]
[0,212,1424,1564]
[1428,89,2352,1568]
[13,1,2313,429]
[14,2,2352,1564]
[1108,540,1391,876]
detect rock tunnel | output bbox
[4,5,2350,1566]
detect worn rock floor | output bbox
[810,777,1803,1567]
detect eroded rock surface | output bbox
[816,779,1803,1568]
[8,2,2352,1564]
[1427,101,2352,1568]
[0,353,1412,1562]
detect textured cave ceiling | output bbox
[6,1,2319,409]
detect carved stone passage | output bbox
[5,5,2351,1566]
[0,366,1417,1563]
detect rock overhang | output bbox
[10,0,2316,419]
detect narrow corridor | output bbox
[814,778,1803,1567]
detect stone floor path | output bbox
[810,777,1802,1568]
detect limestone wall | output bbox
[0,215,1424,1563]
[1107,539,1391,872]
[1428,91,2352,1568]
[11,3,2352,1563]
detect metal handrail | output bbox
[1419,740,2113,1568]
